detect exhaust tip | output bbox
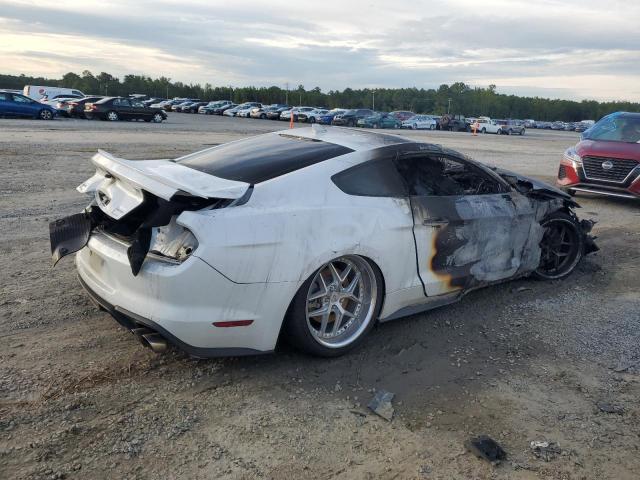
[140,332,168,353]
[131,327,168,353]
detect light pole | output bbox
[285,82,289,105]
[447,98,452,114]
[372,90,375,111]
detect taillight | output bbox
[148,218,198,263]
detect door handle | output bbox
[422,218,449,227]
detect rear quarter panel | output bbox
[178,152,420,295]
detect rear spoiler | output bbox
[79,150,249,202]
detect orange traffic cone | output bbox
[289,111,294,129]
[472,121,478,136]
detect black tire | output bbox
[39,109,53,120]
[152,113,164,123]
[283,256,384,357]
[106,111,119,121]
[308,117,316,124]
[481,127,486,134]
[533,211,584,280]
[260,113,266,119]
[348,120,355,127]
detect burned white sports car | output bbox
[50,127,597,357]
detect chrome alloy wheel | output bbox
[305,256,377,349]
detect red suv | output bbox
[557,112,640,199]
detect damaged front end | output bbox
[494,166,599,255]
[49,150,250,275]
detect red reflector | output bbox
[212,320,254,328]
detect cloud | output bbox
[0,0,638,101]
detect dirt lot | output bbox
[1,114,639,480]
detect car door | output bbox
[394,152,537,297]
[10,94,40,117]
[0,92,13,116]
[130,100,148,119]
[113,98,133,118]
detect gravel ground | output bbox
[1,114,639,480]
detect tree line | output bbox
[2,71,638,122]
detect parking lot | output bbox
[1,113,639,479]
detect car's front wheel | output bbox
[152,113,164,123]
[533,211,584,280]
[284,255,383,357]
[39,109,53,120]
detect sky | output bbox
[0,0,639,101]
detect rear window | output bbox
[177,133,354,184]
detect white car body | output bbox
[402,115,437,130]
[478,118,504,134]
[235,104,261,118]
[223,107,240,117]
[280,107,314,121]
[299,108,329,123]
[50,127,591,358]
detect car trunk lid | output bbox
[49,150,250,273]
[78,149,249,219]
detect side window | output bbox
[332,157,408,197]
[72,90,83,96]
[0,93,8,101]
[394,154,506,196]
[131,101,144,107]
[12,95,32,103]
[113,98,130,107]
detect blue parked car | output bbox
[0,90,56,120]
[318,108,347,125]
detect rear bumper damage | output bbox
[75,231,293,356]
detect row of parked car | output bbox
[523,119,595,132]
[0,87,597,135]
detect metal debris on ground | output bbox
[530,440,562,461]
[596,401,624,415]
[466,435,507,463]
[367,389,395,421]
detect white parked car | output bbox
[235,104,262,118]
[50,128,596,358]
[297,108,329,123]
[402,115,437,130]
[280,106,315,121]
[222,106,241,117]
[476,118,502,134]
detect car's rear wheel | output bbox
[284,255,383,357]
[309,117,316,124]
[152,113,164,123]
[39,109,53,120]
[533,212,584,280]
[106,111,119,121]
[430,124,435,130]
[481,127,486,133]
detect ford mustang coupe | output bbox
[50,127,597,357]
